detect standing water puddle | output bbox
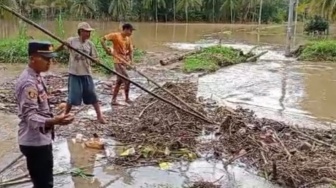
[4,137,279,188]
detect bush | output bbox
[299,40,336,61]
[304,16,329,35]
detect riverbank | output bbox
[0,34,145,74]
[290,40,336,62]
[0,33,268,75]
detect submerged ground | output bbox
[1,22,336,188]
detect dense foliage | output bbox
[297,0,336,20]
[304,15,329,35]
[0,0,288,23]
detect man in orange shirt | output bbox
[101,23,135,105]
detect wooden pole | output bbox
[293,0,299,47]
[258,0,263,29]
[0,154,24,175]
[258,0,263,44]
[286,0,295,56]
[0,5,214,124]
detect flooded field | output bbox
[0,20,310,51]
[1,22,336,187]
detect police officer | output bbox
[15,40,75,188]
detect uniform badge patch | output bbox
[26,87,38,100]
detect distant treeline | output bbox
[1,0,289,23]
[1,0,335,23]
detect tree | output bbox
[69,0,97,19]
[0,0,18,19]
[143,0,166,22]
[310,0,336,19]
[177,0,202,22]
[108,0,130,21]
[0,0,292,22]
[202,0,221,22]
[220,0,237,23]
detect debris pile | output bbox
[0,74,68,113]
[187,181,221,188]
[107,82,210,166]
[214,107,336,188]
[43,74,68,105]
[0,81,16,113]
[106,81,336,187]
[0,73,114,114]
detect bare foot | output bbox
[111,100,121,106]
[97,116,107,124]
[125,99,133,104]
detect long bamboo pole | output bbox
[0,5,213,124]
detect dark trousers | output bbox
[19,145,53,188]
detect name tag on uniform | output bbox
[39,92,48,102]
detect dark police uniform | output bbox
[15,41,57,188]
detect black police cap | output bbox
[28,40,57,58]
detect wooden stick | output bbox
[299,177,336,188]
[223,150,250,169]
[246,51,268,62]
[0,5,214,125]
[100,177,120,188]
[246,45,260,54]
[0,154,24,175]
[0,168,95,187]
[0,178,31,187]
[138,100,157,118]
[260,151,268,164]
[291,127,336,149]
[159,50,200,66]
[273,131,292,160]
[0,171,69,187]
[112,53,209,120]
[0,173,29,184]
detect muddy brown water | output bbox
[1,22,336,187]
[0,20,312,51]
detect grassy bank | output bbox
[0,34,145,73]
[0,16,145,74]
[183,46,255,73]
[295,40,336,61]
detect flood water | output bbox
[1,21,336,187]
[0,20,311,51]
[194,43,336,129]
